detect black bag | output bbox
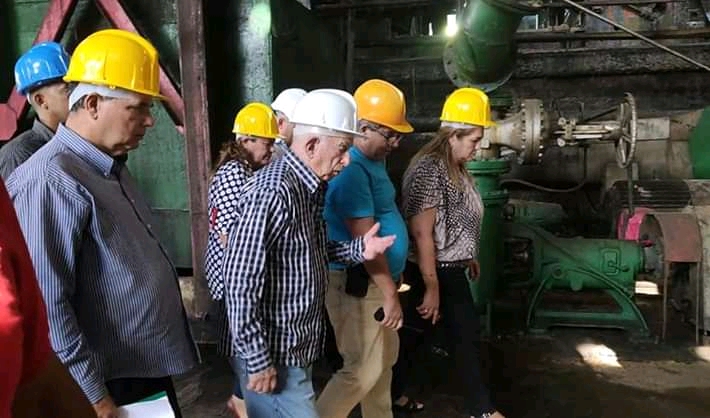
[345,263,370,298]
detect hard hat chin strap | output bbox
[68,82,139,109]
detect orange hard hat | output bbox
[354,79,413,133]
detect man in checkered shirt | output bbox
[222,89,397,418]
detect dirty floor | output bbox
[175,296,710,418]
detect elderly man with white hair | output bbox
[6,29,198,418]
[222,89,397,418]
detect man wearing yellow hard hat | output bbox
[6,29,198,418]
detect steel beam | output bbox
[559,0,710,72]
[357,43,710,80]
[176,0,212,318]
[315,0,678,11]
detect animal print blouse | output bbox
[401,155,484,263]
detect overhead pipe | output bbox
[443,0,541,92]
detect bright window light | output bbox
[445,14,458,37]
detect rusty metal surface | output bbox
[681,180,710,333]
[685,180,710,205]
[176,0,212,318]
[0,0,79,141]
[648,213,702,262]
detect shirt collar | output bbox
[54,124,120,178]
[281,145,323,194]
[31,119,55,141]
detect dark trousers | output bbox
[106,376,182,418]
[391,261,494,416]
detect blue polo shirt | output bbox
[324,146,409,278]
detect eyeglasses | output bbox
[364,123,403,144]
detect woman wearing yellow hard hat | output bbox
[399,88,505,418]
[204,102,279,418]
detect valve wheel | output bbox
[616,92,638,169]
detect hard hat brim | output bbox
[63,77,166,101]
[390,121,415,134]
[292,122,366,138]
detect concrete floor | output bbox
[175,296,710,418]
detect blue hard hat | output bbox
[14,42,70,95]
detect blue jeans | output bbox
[235,358,318,418]
[228,356,244,398]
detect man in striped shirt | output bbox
[6,30,198,418]
[223,89,397,418]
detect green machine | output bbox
[465,162,652,337]
[504,218,649,337]
[466,160,511,335]
[446,0,651,334]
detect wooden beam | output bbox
[176,0,213,319]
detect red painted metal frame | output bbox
[94,0,185,126]
[0,0,185,141]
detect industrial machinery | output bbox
[465,92,654,333]
[440,0,710,342]
[466,97,706,340]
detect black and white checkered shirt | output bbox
[205,159,253,301]
[204,159,255,357]
[223,147,364,374]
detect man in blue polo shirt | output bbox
[317,79,413,418]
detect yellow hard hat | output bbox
[440,87,495,128]
[354,79,413,133]
[233,102,279,139]
[64,29,163,99]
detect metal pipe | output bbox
[559,0,710,72]
[356,27,710,46]
[516,28,710,42]
[443,0,540,91]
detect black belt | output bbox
[436,260,471,269]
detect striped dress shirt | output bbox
[6,124,199,403]
[223,146,364,374]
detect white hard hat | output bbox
[271,88,307,120]
[290,88,364,137]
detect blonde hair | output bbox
[407,126,477,189]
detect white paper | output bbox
[117,394,175,418]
